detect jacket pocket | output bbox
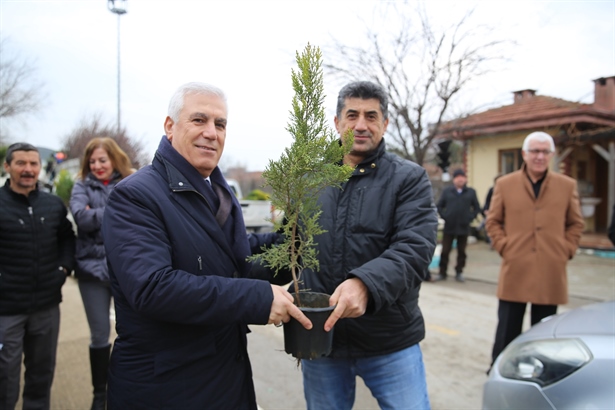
[154,334,217,378]
[396,301,411,322]
[348,186,388,234]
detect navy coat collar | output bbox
[152,136,251,276]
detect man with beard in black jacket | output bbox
[0,142,75,410]
[298,81,438,410]
[435,168,481,282]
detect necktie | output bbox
[212,182,232,227]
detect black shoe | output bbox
[91,392,106,410]
[432,274,447,282]
[455,273,465,282]
[89,345,110,410]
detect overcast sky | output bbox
[1,0,613,171]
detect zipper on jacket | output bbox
[198,256,202,271]
[28,206,37,254]
[28,206,40,292]
[171,187,214,213]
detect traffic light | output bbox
[437,140,452,172]
[54,152,66,164]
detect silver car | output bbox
[483,300,615,410]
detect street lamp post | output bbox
[107,0,127,134]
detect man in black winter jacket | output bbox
[0,143,75,410]
[299,81,438,409]
[435,168,481,282]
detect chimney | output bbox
[593,76,615,112]
[513,89,537,104]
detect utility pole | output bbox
[107,0,127,134]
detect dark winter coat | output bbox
[301,140,438,358]
[437,184,481,236]
[483,186,494,215]
[101,136,283,410]
[69,172,122,282]
[0,180,75,315]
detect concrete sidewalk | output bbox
[21,242,614,409]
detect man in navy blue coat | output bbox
[435,168,481,282]
[101,82,311,409]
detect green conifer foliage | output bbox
[54,169,74,206]
[250,44,354,305]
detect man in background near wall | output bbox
[0,142,76,410]
[434,168,481,282]
[486,131,584,369]
[480,174,502,248]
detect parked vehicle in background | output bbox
[483,300,615,410]
[226,178,277,232]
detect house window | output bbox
[499,149,523,175]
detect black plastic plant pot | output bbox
[283,291,335,360]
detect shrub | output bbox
[245,189,270,200]
[54,169,74,206]
[248,44,354,303]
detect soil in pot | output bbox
[284,291,335,360]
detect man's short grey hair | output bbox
[336,81,389,120]
[5,142,39,165]
[167,82,227,122]
[522,131,555,152]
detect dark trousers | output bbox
[491,300,557,364]
[0,305,60,410]
[439,233,468,276]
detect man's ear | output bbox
[164,116,174,140]
[334,116,341,135]
[382,117,389,133]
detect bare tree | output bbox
[0,38,46,144]
[62,114,150,169]
[324,3,509,165]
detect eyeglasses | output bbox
[527,149,552,156]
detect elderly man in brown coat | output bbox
[486,131,584,367]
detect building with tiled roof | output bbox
[435,76,615,239]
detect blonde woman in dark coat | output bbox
[69,138,134,410]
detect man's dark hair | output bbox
[336,81,389,120]
[5,142,39,165]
